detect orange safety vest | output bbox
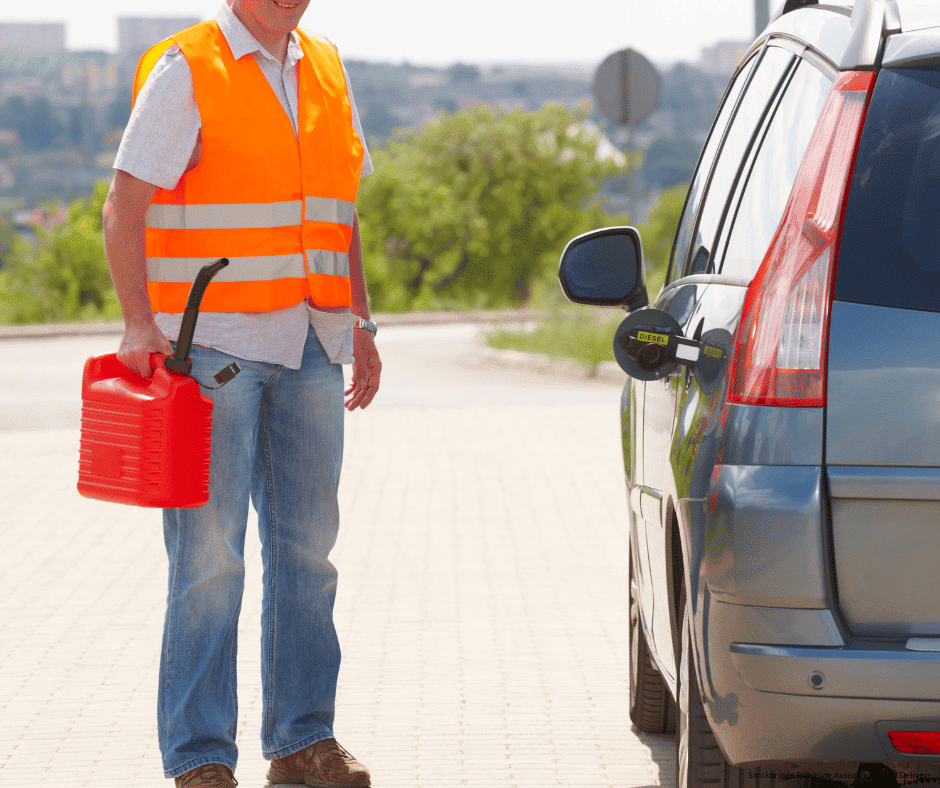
[132,21,364,312]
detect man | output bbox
[102,0,380,785]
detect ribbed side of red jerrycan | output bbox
[78,353,213,508]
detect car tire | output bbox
[629,542,676,733]
[676,586,803,788]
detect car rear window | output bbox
[836,66,940,314]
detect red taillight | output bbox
[889,731,940,755]
[728,71,876,407]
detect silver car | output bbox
[560,1,940,786]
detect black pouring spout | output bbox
[164,258,229,377]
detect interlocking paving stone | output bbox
[0,327,673,787]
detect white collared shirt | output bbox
[114,3,373,369]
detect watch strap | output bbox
[354,318,377,336]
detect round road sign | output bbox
[593,48,661,127]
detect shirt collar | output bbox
[214,3,304,67]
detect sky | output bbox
[1,0,773,68]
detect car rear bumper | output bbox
[703,598,940,765]
[730,641,940,699]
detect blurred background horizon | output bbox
[5,0,774,66]
[0,0,775,334]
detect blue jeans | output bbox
[159,326,345,778]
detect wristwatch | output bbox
[354,318,377,337]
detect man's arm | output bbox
[103,169,174,378]
[345,211,381,410]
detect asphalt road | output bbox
[0,323,674,787]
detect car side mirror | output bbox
[558,226,649,311]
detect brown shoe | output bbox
[266,738,370,787]
[174,763,237,787]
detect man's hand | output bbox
[345,211,380,410]
[118,319,174,379]
[345,330,381,410]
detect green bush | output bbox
[358,102,631,312]
[0,121,686,327]
[640,182,687,299]
[485,183,689,366]
[0,180,119,325]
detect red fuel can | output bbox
[78,258,237,509]
[78,353,213,508]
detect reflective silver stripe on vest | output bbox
[146,254,306,283]
[145,201,303,230]
[305,249,350,278]
[304,197,356,227]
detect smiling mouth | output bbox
[272,0,300,7]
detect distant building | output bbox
[698,41,751,75]
[57,53,117,95]
[118,17,200,55]
[81,58,102,94]
[0,22,66,53]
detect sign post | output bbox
[593,48,661,220]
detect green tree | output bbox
[0,95,64,151]
[0,180,119,324]
[659,64,727,138]
[641,136,701,191]
[107,87,134,130]
[638,182,688,297]
[447,63,481,84]
[485,183,691,367]
[67,104,96,150]
[361,101,401,144]
[358,103,630,311]
[0,218,15,268]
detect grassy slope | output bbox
[485,264,667,371]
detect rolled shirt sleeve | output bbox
[113,45,200,189]
[343,63,373,178]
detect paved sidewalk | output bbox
[0,325,673,787]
